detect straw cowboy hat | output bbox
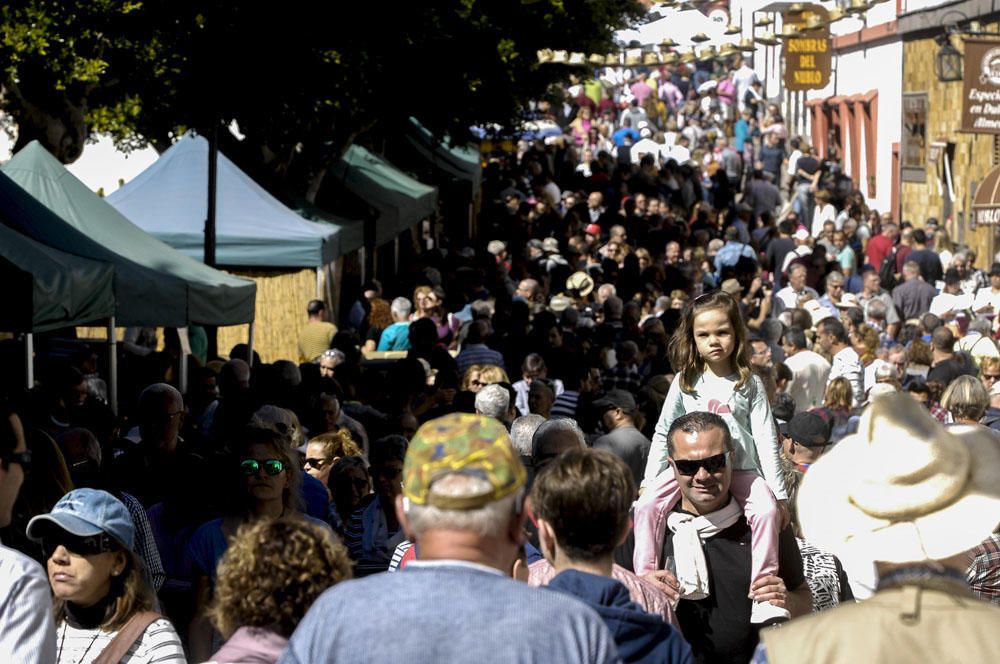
[777,25,801,39]
[718,43,740,58]
[724,23,742,35]
[679,50,697,64]
[537,49,555,64]
[588,53,605,65]
[755,32,780,46]
[803,14,827,31]
[659,38,678,48]
[798,394,1000,563]
[661,52,680,65]
[737,37,756,52]
[605,53,620,66]
[697,46,717,62]
[567,52,586,65]
[754,16,774,27]
[551,50,569,64]
[834,292,860,309]
[643,51,661,66]
[827,8,848,22]
[566,271,595,297]
[691,32,711,43]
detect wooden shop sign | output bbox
[782,5,832,91]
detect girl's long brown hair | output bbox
[668,291,751,394]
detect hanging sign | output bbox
[961,38,1000,133]
[782,5,832,91]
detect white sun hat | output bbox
[798,393,1000,564]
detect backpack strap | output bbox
[92,611,163,664]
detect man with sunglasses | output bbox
[0,403,57,663]
[654,412,809,664]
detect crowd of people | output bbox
[2,51,1000,664]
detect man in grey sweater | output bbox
[279,413,619,664]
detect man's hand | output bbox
[749,575,787,608]
[776,499,791,530]
[642,570,680,605]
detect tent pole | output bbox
[316,267,323,300]
[25,333,34,390]
[108,317,118,415]
[247,323,255,369]
[327,261,338,325]
[360,248,366,284]
[177,327,190,396]
[394,236,400,274]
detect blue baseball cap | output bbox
[26,488,135,551]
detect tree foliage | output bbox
[0,0,642,196]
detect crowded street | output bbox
[1,1,1000,663]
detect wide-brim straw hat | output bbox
[756,32,780,46]
[718,43,740,58]
[698,46,718,61]
[798,394,1000,564]
[680,50,697,64]
[691,32,711,43]
[738,37,756,52]
[724,23,742,35]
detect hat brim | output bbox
[798,424,1000,563]
[26,512,105,543]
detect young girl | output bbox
[633,291,789,624]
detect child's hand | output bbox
[776,499,791,530]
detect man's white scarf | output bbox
[666,498,742,600]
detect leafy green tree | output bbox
[1,0,641,196]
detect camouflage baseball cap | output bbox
[403,413,526,510]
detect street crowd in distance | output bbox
[2,50,1000,664]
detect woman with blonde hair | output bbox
[935,228,955,271]
[821,377,859,442]
[477,364,510,385]
[460,364,485,393]
[981,356,1000,393]
[27,489,185,664]
[941,374,990,425]
[206,519,352,663]
[303,430,363,491]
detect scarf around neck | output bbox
[666,497,742,600]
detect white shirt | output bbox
[784,350,831,413]
[829,346,865,408]
[0,543,56,664]
[973,286,1000,314]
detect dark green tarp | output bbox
[0,221,115,333]
[1,141,257,328]
[327,145,438,246]
[406,117,482,196]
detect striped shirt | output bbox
[0,542,56,664]
[550,390,580,420]
[56,618,186,664]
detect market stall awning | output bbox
[973,165,1000,226]
[1,141,257,327]
[0,219,115,333]
[406,117,482,195]
[327,145,438,246]
[106,133,338,268]
[292,198,366,256]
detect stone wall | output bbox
[901,32,998,267]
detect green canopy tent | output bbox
[327,145,437,279]
[2,141,257,327]
[0,221,115,388]
[405,117,482,197]
[0,141,258,407]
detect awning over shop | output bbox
[106,133,338,268]
[327,145,438,246]
[406,117,482,195]
[0,219,115,333]
[973,165,1000,226]
[1,141,257,327]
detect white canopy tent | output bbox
[107,133,338,268]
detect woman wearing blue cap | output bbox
[27,488,186,664]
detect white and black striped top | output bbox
[56,618,186,664]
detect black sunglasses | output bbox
[304,457,328,469]
[672,452,730,476]
[41,531,116,559]
[241,459,286,476]
[1,449,31,469]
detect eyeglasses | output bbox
[671,452,730,476]
[470,380,485,387]
[41,531,115,559]
[241,459,286,476]
[1,449,31,469]
[984,374,1000,382]
[304,458,328,469]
